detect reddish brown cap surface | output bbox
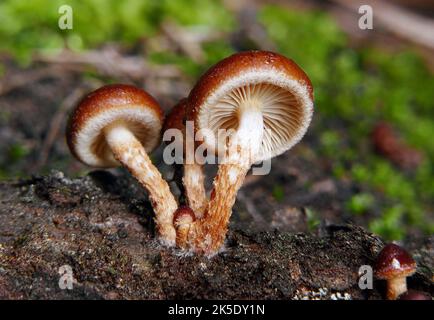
[186,51,314,161]
[398,290,432,300]
[163,98,187,135]
[173,206,195,226]
[66,84,164,167]
[374,243,416,279]
[188,51,313,116]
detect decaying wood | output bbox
[0,172,432,299]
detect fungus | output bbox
[66,84,178,245]
[186,51,314,255]
[374,243,417,300]
[398,290,431,300]
[163,98,207,217]
[173,206,196,249]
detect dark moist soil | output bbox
[0,171,432,299]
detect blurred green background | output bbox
[0,0,433,241]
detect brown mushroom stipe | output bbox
[173,206,196,249]
[66,84,178,246]
[374,243,417,300]
[163,99,207,217]
[186,51,314,255]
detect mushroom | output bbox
[173,206,196,249]
[163,98,207,217]
[66,84,178,245]
[186,51,314,255]
[374,243,417,300]
[398,290,432,300]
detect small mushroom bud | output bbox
[66,84,178,246]
[398,290,432,300]
[163,99,207,217]
[173,206,195,249]
[374,243,417,300]
[186,51,314,255]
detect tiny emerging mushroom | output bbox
[66,84,178,245]
[163,98,207,217]
[186,51,314,255]
[173,206,196,249]
[374,243,417,300]
[398,290,432,300]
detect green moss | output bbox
[0,0,235,64]
[149,40,234,78]
[0,109,11,123]
[272,185,284,202]
[305,208,320,232]
[149,51,201,78]
[369,206,405,241]
[346,193,375,216]
[8,143,29,162]
[319,131,341,157]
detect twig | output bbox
[160,21,225,63]
[331,0,434,50]
[34,48,183,81]
[0,46,181,96]
[224,0,277,51]
[161,22,205,63]
[0,65,64,96]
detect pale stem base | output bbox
[387,276,407,300]
[174,215,194,249]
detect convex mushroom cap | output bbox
[173,205,196,228]
[187,50,314,162]
[398,290,432,300]
[374,243,416,280]
[67,84,163,167]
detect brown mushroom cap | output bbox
[187,50,314,162]
[173,205,195,226]
[398,290,432,300]
[374,243,417,279]
[163,98,188,154]
[163,98,187,134]
[66,84,164,167]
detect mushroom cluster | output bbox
[66,51,314,256]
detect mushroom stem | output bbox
[175,219,192,249]
[183,163,207,218]
[104,123,178,245]
[387,276,408,300]
[184,117,207,217]
[191,110,263,255]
